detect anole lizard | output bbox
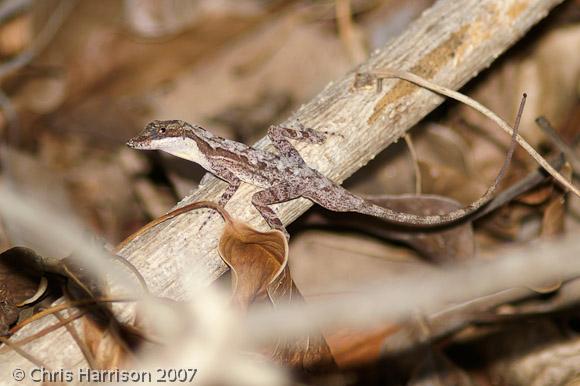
[126,95,525,237]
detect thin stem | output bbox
[364,69,580,198]
[0,335,50,368]
[53,310,97,369]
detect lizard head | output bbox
[126,120,188,150]
[127,120,211,165]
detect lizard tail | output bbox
[364,93,525,227]
[311,93,524,227]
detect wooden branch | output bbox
[0,0,565,375]
[118,0,565,296]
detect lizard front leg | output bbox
[217,179,241,207]
[251,184,302,238]
[267,123,327,163]
[199,172,240,231]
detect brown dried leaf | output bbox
[516,184,555,205]
[541,195,567,238]
[324,325,399,368]
[270,285,336,371]
[0,247,44,335]
[218,220,289,310]
[484,321,580,386]
[46,251,145,366]
[418,160,481,205]
[541,163,572,239]
[0,281,18,336]
[83,316,127,369]
[528,163,572,293]
[0,13,31,58]
[217,218,335,370]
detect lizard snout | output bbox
[126,138,137,148]
[126,134,150,149]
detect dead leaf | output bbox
[0,247,44,335]
[217,216,335,371]
[418,160,482,206]
[0,13,31,58]
[517,184,555,205]
[83,315,126,369]
[0,281,17,336]
[484,320,580,386]
[270,285,336,371]
[60,254,145,365]
[541,194,567,238]
[528,163,572,293]
[218,219,289,310]
[324,325,399,368]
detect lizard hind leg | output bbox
[251,184,302,239]
[303,179,424,224]
[304,182,371,213]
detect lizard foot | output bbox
[292,120,328,144]
[319,129,344,139]
[296,119,344,140]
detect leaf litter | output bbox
[0,1,580,385]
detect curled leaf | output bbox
[217,216,335,371]
[218,219,289,310]
[0,247,45,334]
[15,276,48,307]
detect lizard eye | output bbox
[159,127,166,134]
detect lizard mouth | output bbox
[126,136,150,149]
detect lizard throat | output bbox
[157,137,212,170]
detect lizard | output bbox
[126,95,525,238]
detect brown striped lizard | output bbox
[127,76,527,238]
